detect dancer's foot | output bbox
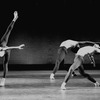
[13,11,18,22]
[0,78,5,87]
[94,82,100,87]
[61,82,66,90]
[50,73,55,80]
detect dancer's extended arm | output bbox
[78,41,95,44]
[2,44,25,51]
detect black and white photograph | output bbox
[0,0,100,100]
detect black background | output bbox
[0,0,100,66]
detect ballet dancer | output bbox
[0,11,25,86]
[61,44,100,90]
[50,39,96,80]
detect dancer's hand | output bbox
[18,44,25,49]
[13,11,18,21]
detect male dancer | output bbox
[0,11,25,86]
[61,44,100,90]
[50,39,96,80]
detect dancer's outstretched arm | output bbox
[78,41,95,44]
[2,44,25,51]
[0,11,18,46]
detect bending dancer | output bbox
[0,11,25,86]
[50,39,96,80]
[61,44,100,90]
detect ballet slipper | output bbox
[61,82,66,90]
[50,73,55,80]
[94,82,100,87]
[0,78,5,87]
[13,11,18,22]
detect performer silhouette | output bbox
[61,44,100,90]
[50,39,97,80]
[0,11,25,86]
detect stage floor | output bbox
[0,70,100,100]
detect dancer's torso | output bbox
[76,46,99,57]
[0,46,5,57]
[60,40,78,49]
[0,51,5,57]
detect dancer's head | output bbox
[93,44,100,49]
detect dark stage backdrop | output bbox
[0,0,100,65]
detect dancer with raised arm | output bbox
[50,39,97,80]
[0,11,25,86]
[61,44,100,90]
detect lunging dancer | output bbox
[0,11,25,86]
[61,44,100,90]
[50,39,96,80]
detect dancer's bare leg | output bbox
[61,56,82,90]
[50,47,77,80]
[0,11,18,86]
[50,47,66,80]
[0,11,18,46]
[0,50,11,86]
[78,64,99,87]
[61,56,99,90]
